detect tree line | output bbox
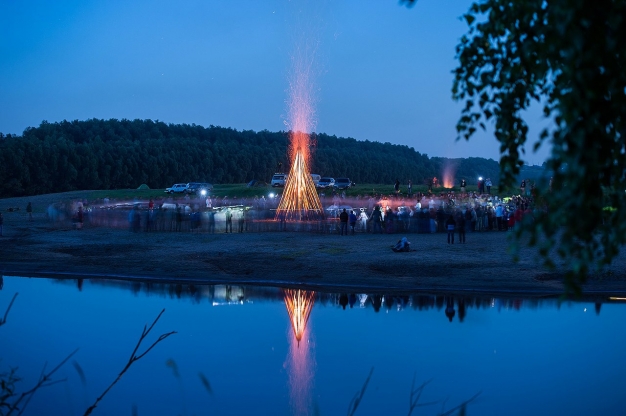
[0,118,502,197]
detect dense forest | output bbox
[0,118,504,197]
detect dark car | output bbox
[186,182,213,195]
[334,178,353,190]
[317,177,335,189]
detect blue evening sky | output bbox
[0,1,549,163]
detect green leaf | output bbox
[463,13,476,26]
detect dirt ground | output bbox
[1,192,626,295]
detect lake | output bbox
[1,276,625,415]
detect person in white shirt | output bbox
[495,204,504,231]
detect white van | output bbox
[310,174,321,186]
[271,174,287,187]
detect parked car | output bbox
[186,182,213,195]
[317,177,335,188]
[165,183,189,194]
[334,178,353,190]
[271,174,287,187]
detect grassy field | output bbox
[2,183,512,215]
[47,184,446,200]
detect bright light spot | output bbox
[200,190,207,196]
[584,308,587,312]
[479,176,483,180]
[269,193,275,198]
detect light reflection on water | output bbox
[1,276,625,416]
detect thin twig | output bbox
[407,374,438,416]
[7,348,79,416]
[1,293,18,326]
[347,367,374,416]
[83,309,176,416]
[438,391,482,416]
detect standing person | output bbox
[394,179,400,196]
[339,208,349,236]
[238,209,245,233]
[460,179,467,194]
[0,212,3,236]
[359,209,368,231]
[486,178,492,195]
[133,207,141,232]
[470,207,477,232]
[77,206,84,229]
[371,206,383,234]
[445,214,456,244]
[407,180,413,197]
[520,179,526,196]
[457,212,466,243]
[207,209,215,233]
[349,210,357,235]
[175,204,183,232]
[225,207,233,233]
[495,203,504,231]
[26,202,33,221]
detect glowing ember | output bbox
[283,289,315,343]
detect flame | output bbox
[284,288,316,415]
[442,164,456,188]
[284,289,315,342]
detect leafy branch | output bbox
[83,308,176,416]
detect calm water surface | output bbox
[1,276,625,415]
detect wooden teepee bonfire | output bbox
[276,131,323,221]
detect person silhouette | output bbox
[225,208,233,233]
[458,299,466,322]
[339,294,349,310]
[371,295,383,313]
[445,298,456,322]
[348,293,357,308]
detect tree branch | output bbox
[0,293,18,327]
[7,348,78,416]
[347,367,374,416]
[83,309,176,416]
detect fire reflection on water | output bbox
[283,289,316,415]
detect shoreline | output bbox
[2,211,626,296]
[2,191,626,297]
[3,269,626,297]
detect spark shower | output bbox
[275,4,324,221]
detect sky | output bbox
[0,0,549,163]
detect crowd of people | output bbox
[34,183,537,240]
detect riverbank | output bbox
[1,201,625,295]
